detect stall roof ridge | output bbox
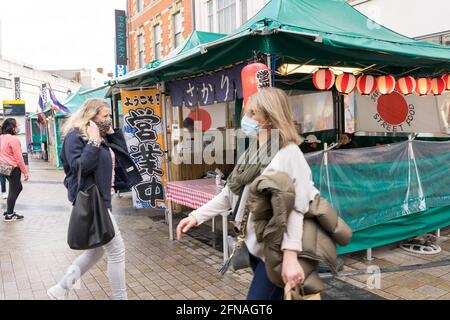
[231,0,450,59]
[146,30,226,68]
[114,0,450,86]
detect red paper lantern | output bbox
[441,74,450,90]
[415,78,432,96]
[312,68,335,91]
[241,63,271,109]
[376,75,396,95]
[335,73,356,94]
[431,78,446,95]
[396,76,416,95]
[356,75,376,95]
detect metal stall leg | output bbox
[222,213,229,262]
[366,248,373,261]
[167,201,174,241]
[160,81,174,241]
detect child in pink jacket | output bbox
[0,118,29,222]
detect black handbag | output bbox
[67,163,115,250]
[0,136,14,176]
[219,189,251,274]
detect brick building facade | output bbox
[127,0,194,71]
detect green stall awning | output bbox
[117,0,450,87]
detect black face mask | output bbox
[94,119,112,137]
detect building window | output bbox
[417,32,450,46]
[207,0,214,32]
[240,0,247,24]
[138,33,144,68]
[217,0,236,34]
[421,35,442,45]
[0,77,12,88]
[153,24,162,60]
[136,0,143,13]
[173,12,183,48]
[443,34,450,46]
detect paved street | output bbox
[0,160,252,300]
[0,159,449,300]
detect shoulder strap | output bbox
[230,187,244,221]
[76,160,83,194]
[229,187,251,240]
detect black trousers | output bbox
[5,168,23,215]
[0,174,6,193]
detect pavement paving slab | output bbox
[1,160,449,300]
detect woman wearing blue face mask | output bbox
[177,88,320,300]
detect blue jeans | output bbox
[247,254,284,300]
[0,175,6,193]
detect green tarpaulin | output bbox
[42,85,109,116]
[305,140,450,253]
[337,205,450,254]
[161,30,226,61]
[117,0,450,87]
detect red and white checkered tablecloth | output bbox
[167,178,223,209]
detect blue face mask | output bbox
[241,115,260,136]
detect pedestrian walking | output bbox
[47,99,142,300]
[0,118,29,222]
[177,88,320,300]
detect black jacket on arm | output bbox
[60,128,142,209]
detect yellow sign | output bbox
[121,89,167,209]
[3,100,26,105]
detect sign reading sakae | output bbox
[121,89,167,209]
[3,100,26,116]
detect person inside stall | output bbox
[337,132,358,150]
[299,134,321,154]
[183,117,195,134]
[173,117,198,161]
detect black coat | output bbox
[299,143,318,154]
[60,128,143,209]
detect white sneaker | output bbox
[2,193,7,199]
[47,284,69,300]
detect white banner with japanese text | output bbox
[121,89,167,209]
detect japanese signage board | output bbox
[167,63,244,107]
[121,89,167,209]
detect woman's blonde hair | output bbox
[62,99,110,140]
[246,87,303,147]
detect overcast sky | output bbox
[0,0,126,73]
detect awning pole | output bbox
[160,81,174,241]
[266,54,273,86]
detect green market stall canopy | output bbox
[40,85,110,116]
[115,0,450,89]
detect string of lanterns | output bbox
[312,68,450,96]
